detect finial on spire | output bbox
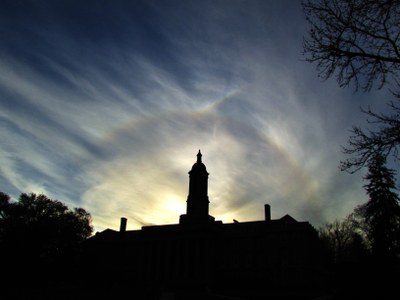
[197,149,202,162]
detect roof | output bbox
[87,214,316,243]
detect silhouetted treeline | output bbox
[0,192,93,299]
[302,2,400,297]
[319,217,400,299]
[318,154,400,299]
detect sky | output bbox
[0,0,396,233]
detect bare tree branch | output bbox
[303,0,400,173]
[302,0,400,92]
[340,100,400,173]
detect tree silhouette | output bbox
[318,216,367,264]
[340,102,400,173]
[355,153,400,258]
[0,192,92,257]
[302,0,400,92]
[0,192,93,298]
[302,0,400,173]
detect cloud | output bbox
[1,0,388,234]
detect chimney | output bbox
[264,204,271,222]
[120,217,127,233]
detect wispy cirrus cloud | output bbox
[0,0,384,233]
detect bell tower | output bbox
[180,150,215,225]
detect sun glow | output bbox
[158,194,186,223]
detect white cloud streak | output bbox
[0,0,385,233]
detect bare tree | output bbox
[318,215,367,264]
[340,101,400,172]
[302,0,400,171]
[302,0,400,92]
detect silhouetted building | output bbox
[84,151,327,299]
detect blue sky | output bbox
[0,0,394,232]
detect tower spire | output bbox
[197,149,202,163]
[179,151,215,225]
